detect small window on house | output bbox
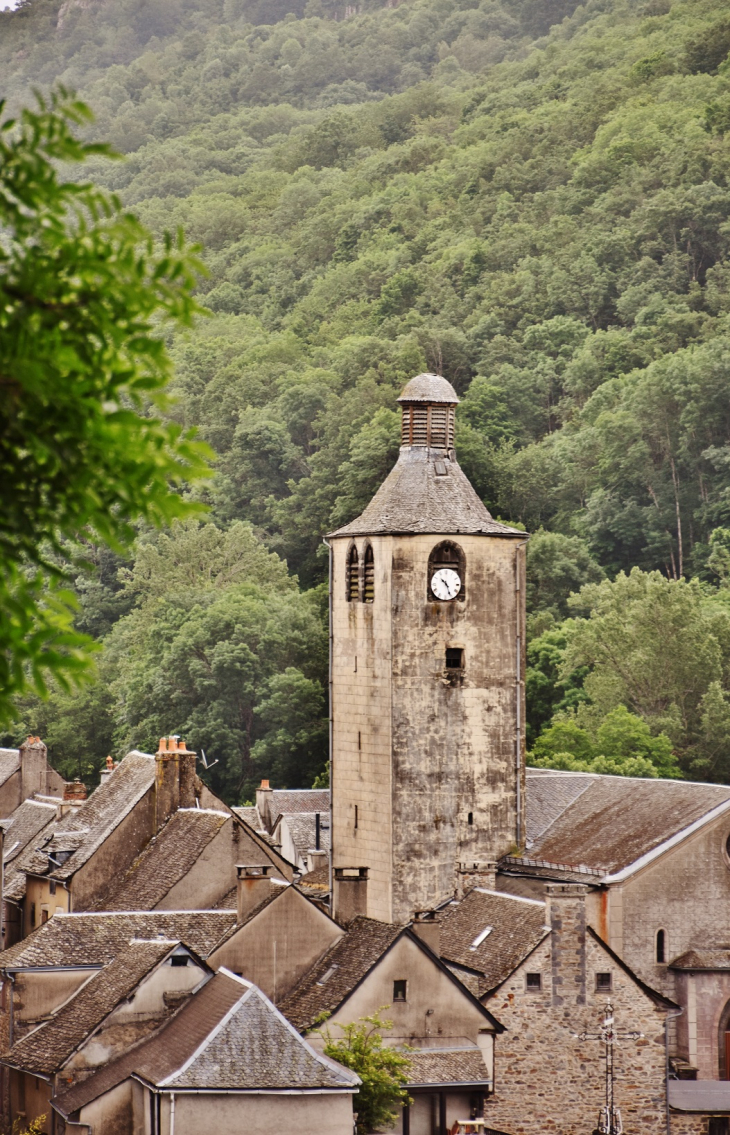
[468,812,474,825]
[49,880,56,896]
[346,546,359,602]
[526,973,542,992]
[709,1119,729,1135]
[30,903,36,928]
[41,909,49,924]
[446,648,464,670]
[470,926,493,951]
[393,980,407,1002]
[596,972,612,993]
[170,955,189,967]
[364,545,375,603]
[354,804,358,830]
[317,964,339,986]
[656,929,666,965]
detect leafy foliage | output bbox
[319,1011,412,1134]
[0,91,211,721]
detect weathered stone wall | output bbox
[331,532,525,925]
[672,969,730,1080]
[483,887,700,1135]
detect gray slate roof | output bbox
[329,447,523,538]
[669,949,730,970]
[280,916,402,1031]
[86,808,230,912]
[21,752,156,881]
[438,889,549,996]
[405,1046,491,1087]
[270,789,330,817]
[0,911,236,970]
[0,749,19,787]
[54,971,358,1118]
[276,811,331,856]
[2,797,61,903]
[517,770,730,876]
[397,373,459,403]
[3,939,188,1075]
[231,805,265,831]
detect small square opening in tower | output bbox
[445,648,464,670]
[596,972,612,993]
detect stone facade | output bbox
[483,885,704,1135]
[330,531,526,925]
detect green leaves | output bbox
[320,1011,412,1134]
[0,91,212,722]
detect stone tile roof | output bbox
[669,949,730,970]
[21,752,156,882]
[280,916,402,1031]
[55,971,359,1117]
[3,940,182,1075]
[232,805,265,831]
[438,889,549,995]
[3,797,59,865]
[270,790,330,817]
[518,770,730,876]
[329,447,523,538]
[397,373,459,403]
[405,1046,492,1087]
[85,808,230,912]
[0,911,236,970]
[276,812,331,857]
[0,749,20,786]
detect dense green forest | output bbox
[4,0,730,799]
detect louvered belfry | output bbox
[327,373,528,925]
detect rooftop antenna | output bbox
[198,748,219,772]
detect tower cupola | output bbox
[398,373,458,453]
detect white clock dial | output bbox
[431,567,461,601]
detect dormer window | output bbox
[364,545,375,603]
[346,546,359,602]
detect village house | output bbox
[51,970,360,1135]
[280,912,504,1133]
[0,738,65,819]
[272,809,331,874]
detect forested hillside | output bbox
[3,0,730,799]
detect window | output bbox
[709,1120,729,1135]
[526,973,542,992]
[393,980,407,1002]
[596,972,612,993]
[446,648,464,670]
[364,545,375,603]
[49,880,56,896]
[656,929,666,965]
[170,955,189,967]
[354,804,358,830]
[470,926,493,951]
[468,812,474,826]
[30,903,36,928]
[346,546,359,602]
[41,909,49,924]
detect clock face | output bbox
[431,567,461,601]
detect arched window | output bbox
[427,540,466,602]
[656,929,666,965]
[346,545,359,602]
[363,545,375,603]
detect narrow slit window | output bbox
[656,929,666,964]
[393,980,407,1002]
[446,648,464,670]
[346,546,359,602]
[354,804,358,830]
[526,973,542,992]
[364,545,375,603]
[596,972,612,993]
[468,812,474,825]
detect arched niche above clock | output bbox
[427,540,465,602]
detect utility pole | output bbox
[575,1002,643,1135]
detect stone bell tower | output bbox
[327,373,527,925]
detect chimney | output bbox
[306,848,328,875]
[412,910,441,955]
[155,737,197,831]
[100,755,116,784]
[256,779,274,832]
[546,883,589,1007]
[19,736,47,803]
[456,860,498,898]
[334,866,369,923]
[237,864,273,921]
[59,780,87,817]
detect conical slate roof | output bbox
[329,447,524,537]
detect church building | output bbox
[326,374,527,925]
